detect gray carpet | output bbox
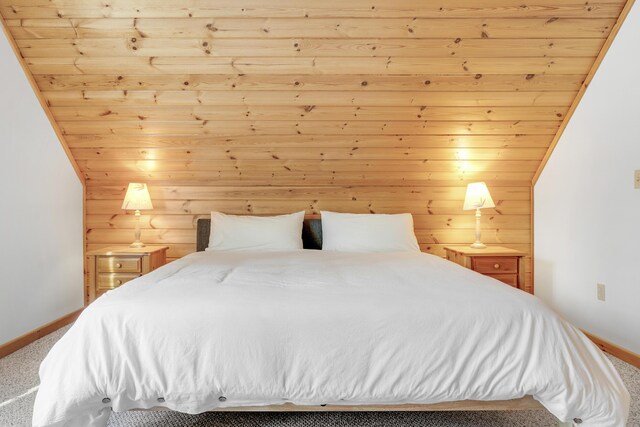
[1,326,638,427]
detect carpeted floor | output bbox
[1,325,638,427]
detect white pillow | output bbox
[207,211,305,251]
[321,211,420,252]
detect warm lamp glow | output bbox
[463,182,495,249]
[463,182,495,211]
[121,183,153,248]
[121,183,153,210]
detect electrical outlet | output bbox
[635,170,640,189]
[597,283,606,301]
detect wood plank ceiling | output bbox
[0,0,631,292]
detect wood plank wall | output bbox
[1,0,631,293]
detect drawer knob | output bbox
[115,263,122,268]
[115,279,122,285]
[493,263,501,269]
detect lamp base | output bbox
[129,241,146,248]
[470,241,487,249]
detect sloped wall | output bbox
[534,1,640,354]
[0,29,83,345]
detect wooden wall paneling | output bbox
[84,198,533,216]
[0,0,627,19]
[63,135,556,149]
[529,185,535,294]
[58,121,562,136]
[39,90,579,107]
[35,74,587,92]
[81,173,537,187]
[4,18,618,40]
[76,159,543,173]
[70,147,549,161]
[53,106,569,122]
[86,213,531,231]
[1,0,632,295]
[15,38,606,58]
[85,185,532,199]
[25,57,598,75]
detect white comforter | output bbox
[33,251,629,427]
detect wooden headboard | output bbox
[196,217,323,251]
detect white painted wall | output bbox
[535,3,640,355]
[0,31,84,345]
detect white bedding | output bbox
[33,251,629,427]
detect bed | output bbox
[33,217,629,427]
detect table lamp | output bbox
[463,182,495,249]
[121,183,153,248]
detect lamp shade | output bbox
[121,183,153,210]
[463,182,495,211]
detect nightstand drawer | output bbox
[473,257,518,274]
[97,256,141,273]
[87,246,168,303]
[96,273,141,290]
[444,246,528,293]
[485,273,518,287]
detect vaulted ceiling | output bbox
[0,0,634,289]
[1,0,630,186]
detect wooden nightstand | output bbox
[85,246,168,303]
[444,246,528,292]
